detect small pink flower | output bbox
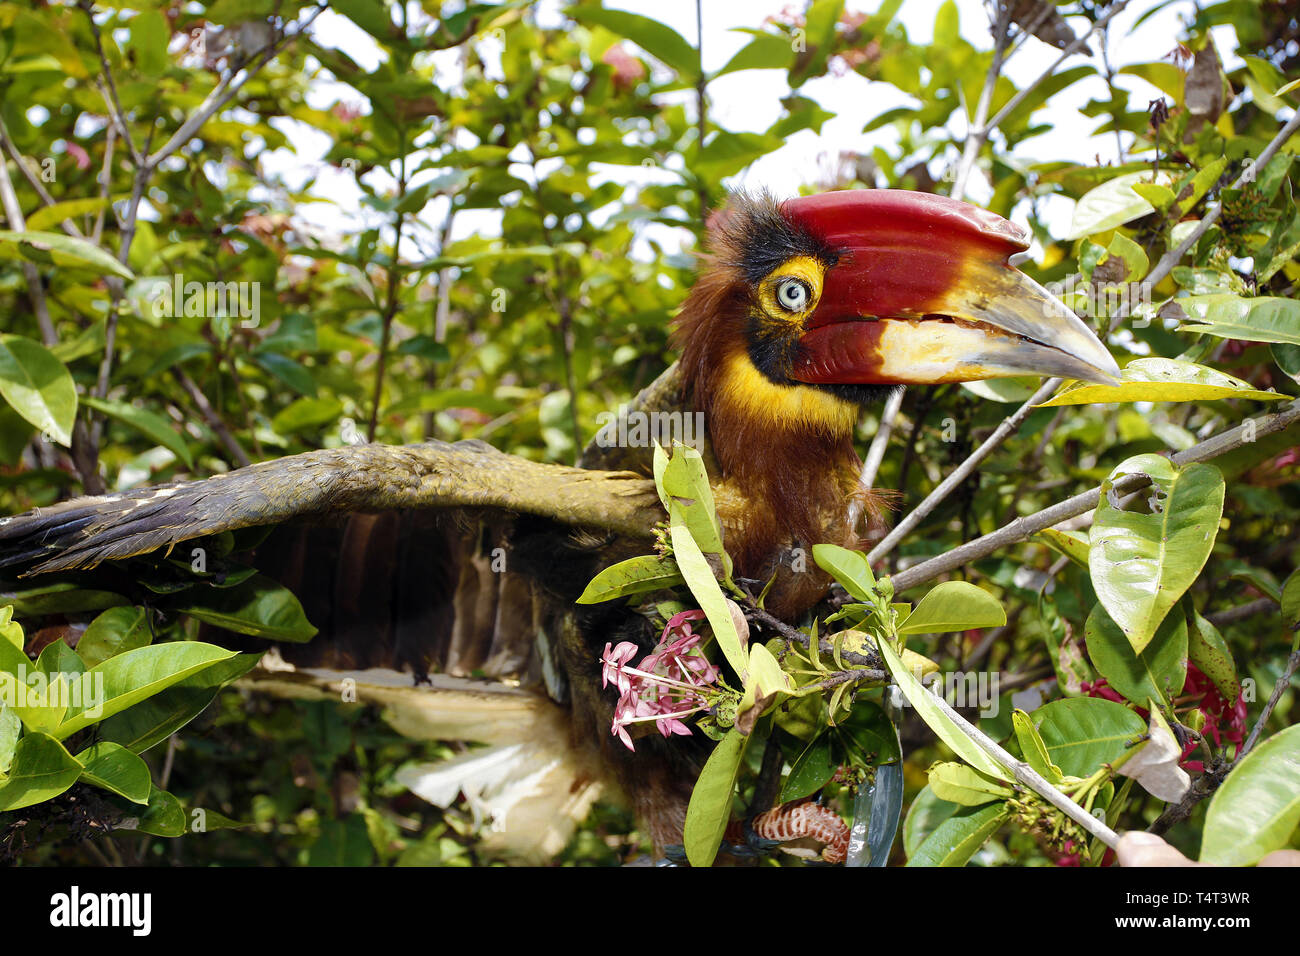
[65,142,90,170]
[601,641,638,693]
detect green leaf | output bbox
[715,32,794,76]
[175,574,318,643]
[1175,295,1300,346]
[898,581,1006,635]
[1012,709,1063,784]
[81,396,194,469]
[903,784,958,857]
[1084,604,1187,708]
[271,396,342,434]
[683,728,746,867]
[0,334,77,446]
[0,732,82,810]
[1031,697,1147,777]
[0,703,18,774]
[877,637,1009,780]
[99,653,261,754]
[133,786,186,837]
[1089,454,1224,652]
[55,642,239,738]
[76,741,151,804]
[128,8,170,76]
[660,442,725,559]
[76,606,153,668]
[308,814,375,865]
[1283,569,1300,631]
[781,732,836,803]
[926,761,1011,806]
[1200,724,1300,866]
[812,543,875,601]
[1034,528,1090,567]
[570,5,700,78]
[905,803,1007,866]
[576,553,684,603]
[1103,232,1149,282]
[0,230,133,280]
[1188,610,1239,701]
[25,198,113,233]
[1066,172,1168,240]
[668,504,746,676]
[1040,358,1285,406]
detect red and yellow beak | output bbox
[782,190,1119,386]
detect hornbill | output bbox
[0,189,1117,861]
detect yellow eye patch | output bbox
[755,255,825,326]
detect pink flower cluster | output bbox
[600,609,721,751]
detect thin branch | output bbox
[77,0,144,167]
[949,1,1014,201]
[984,0,1134,134]
[0,154,57,346]
[1239,647,1300,759]
[1205,597,1278,628]
[890,398,1300,593]
[853,386,904,509]
[145,4,329,170]
[173,368,252,468]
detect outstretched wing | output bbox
[0,438,660,574]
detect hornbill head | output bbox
[674,189,1118,585]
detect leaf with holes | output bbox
[1090,454,1224,653]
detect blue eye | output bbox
[776,277,810,312]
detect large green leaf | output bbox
[569,5,700,78]
[0,334,77,446]
[1175,295,1300,346]
[683,728,747,867]
[905,802,1008,867]
[76,741,151,804]
[98,653,261,753]
[0,732,82,810]
[1089,454,1224,653]
[927,761,1012,806]
[668,504,746,676]
[1084,604,1187,708]
[0,230,132,279]
[75,606,153,669]
[1188,610,1239,701]
[175,574,318,643]
[81,396,194,469]
[1031,697,1147,777]
[898,581,1006,635]
[55,642,239,738]
[1039,358,1286,407]
[1066,171,1168,240]
[576,553,684,604]
[1200,724,1300,866]
[812,543,875,601]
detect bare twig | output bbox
[1239,648,1300,759]
[984,0,1134,134]
[950,1,1014,201]
[146,4,329,170]
[1205,597,1278,628]
[853,386,905,504]
[173,368,252,468]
